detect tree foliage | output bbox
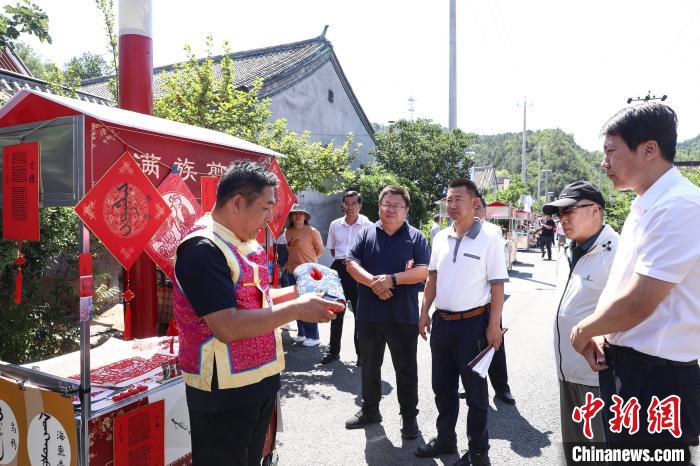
[0,0,50,48]
[345,163,429,226]
[372,119,475,203]
[485,177,528,208]
[153,37,357,195]
[0,208,80,363]
[94,0,118,100]
[64,51,112,80]
[12,40,46,78]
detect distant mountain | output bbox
[471,129,603,197]
[677,134,700,162]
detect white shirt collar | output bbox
[340,214,369,227]
[632,166,682,213]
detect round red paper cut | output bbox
[102,182,149,238]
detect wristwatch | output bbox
[390,273,397,288]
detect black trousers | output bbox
[599,343,700,448]
[431,312,490,452]
[357,321,419,417]
[540,236,553,259]
[329,259,360,357]
[488,319,510,394]
[189,394,276,466]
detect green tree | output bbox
[486,177,528,208]
[94,0,117,99]
[64,51,112,80]
[0,208,80,363]
[154,38,357,195]
[12,40,46,78]
[345,163,429,226]
[0,0,50,48]
[604,190,634,233]
[372,119,475,203]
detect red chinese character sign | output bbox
[269,159,295,237]
[2,142,40,241]
[200,175,220,212]
[74,151,169,270]
[146,171,203,280]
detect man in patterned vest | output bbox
[174,160,342,465]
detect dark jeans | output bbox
[357,321,419,417]
[328,259,359,357]
[599,343,700,449]
[431,312,490,452]
[488,319,510,394]
[540,235,553,260]
[189,394,276,466]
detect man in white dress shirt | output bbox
[570,103,700,451]
[322,191,372,364]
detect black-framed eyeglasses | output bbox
[555,203,594,218]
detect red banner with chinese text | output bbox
[74,151,170,270]
[2,142,40,241]
[146,172,203,280]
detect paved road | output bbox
[275,248,697,465]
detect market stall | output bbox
[514,209,537,250]
[484,202,517,270]
[0,89,294,465]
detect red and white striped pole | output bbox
[119,0,158,338]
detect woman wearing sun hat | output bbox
[283,204,325,346]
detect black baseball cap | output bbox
[542,181,605,215]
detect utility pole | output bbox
[537,147,542,201]
[542,169,552,202]
[448,0,457,129]
[408,95,415,121]
[517,97,533,183]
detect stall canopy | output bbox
[485,201,513,219]
[0,89,294,227]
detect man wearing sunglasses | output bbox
[543,181,619,463]
[571,103,700,451]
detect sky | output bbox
[26,0,700,152]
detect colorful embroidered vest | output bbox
[173,214,284,391]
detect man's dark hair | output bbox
[601,103,678,163]
[216,160,279,206]
[433,214,440,222]
[378,185,410,207]
[478,195,487,208]
[343,191,363,205]
[448,178,480,198]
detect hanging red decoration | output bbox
[2,142,40,241]
[268,159,295,238]
[200,175,220,212]
[14,241,26,304]
[146,170,203,281]
[74,151,169,270]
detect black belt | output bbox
[604,342,698,369]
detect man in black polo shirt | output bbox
[540,214,556,260]
[344,184,430,440]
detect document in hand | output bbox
[467,328,508,378]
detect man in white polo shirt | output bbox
[415,178,508,466]
[323,190,372,365]
[571,103,700,450]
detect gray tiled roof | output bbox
[78,32,375,141]
[0,68,110,105]
[80,36,330,101]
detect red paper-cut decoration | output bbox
[200,175,220,213]
[146,171,203,280]
[14,241,26,304]
[2,142,40,241]
[74,151,169,270]
[113,400,165,466]
[268,159,295,238]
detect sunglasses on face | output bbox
[554,203,594,218]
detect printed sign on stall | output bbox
[2,142,40,241]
